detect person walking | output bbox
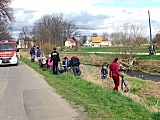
[41,53,47,71]
[36,46,41,64]
[70,54,81,76]
[16,48,20,59]
[153,44,157,55]
[109,58,121,91]
[47,54,53,71]
[30,45,36,62]
[51,47,60,75]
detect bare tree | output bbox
[92,33,98,37]
[110,22,125,46]
[0,22,12,39]
[152,32,160,44]
[110,31,125,45]
[0,0,14,21]
[18,26,31,40]
[81,35,87,44]
[110,20,146,46]
[0,0,14,40]
[129,21,146,46]
[32,13,79,47]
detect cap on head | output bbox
[114,58,118,62]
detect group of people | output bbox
[101,58,129,92]
[29,46,81,76]
[30,45,128,91]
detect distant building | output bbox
[17,39,30,48]
[65,38,76,48]
[91,37,112,47]
[83,40,92,47]
[17,39,41,48]
[17,39,25,48]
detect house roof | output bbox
[102,37,109,41]
[24,40,32,45]
[92,37,103,43]
[139,37,147,41]
[34,41,40,46]
[67,38,76,43]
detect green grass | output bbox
[60,51,160,61]
[146,97,160,107]
[135,55,160,60]
[65,46,160,53]
[20,56,160,120]
[80,46,148,53]
[152,112,160,120]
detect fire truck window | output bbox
[0,44,14,50]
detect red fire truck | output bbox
[0,40,19,65]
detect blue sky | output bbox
[98,0,160,7]
[11,0,160,39]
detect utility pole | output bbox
[148,10,152,43]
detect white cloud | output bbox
[11,0,93,14]
[11,0,160,39]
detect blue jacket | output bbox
[36,49,41,57]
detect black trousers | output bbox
[53,61,58,74]
[72,66,81,76]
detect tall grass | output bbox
[20,56,160,120]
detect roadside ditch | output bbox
[81,64,160,82]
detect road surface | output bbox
[0,61,85,120]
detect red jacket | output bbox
[109,61,120,77]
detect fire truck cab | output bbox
[0,40,19,66]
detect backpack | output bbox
[59,63,64,73]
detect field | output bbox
[20,46,160,120]
[62,45,160,53]
[59,45,160,76]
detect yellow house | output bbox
[92,37,112,46]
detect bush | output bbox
[41,42,55,54]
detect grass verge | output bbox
[20,56,159,120]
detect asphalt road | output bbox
[0,61,80,120]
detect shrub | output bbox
[41,42,55,54]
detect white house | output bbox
[17,39,29,48]
[83,40,92,47]
[65,38,76,48]
[100,40,112,46]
